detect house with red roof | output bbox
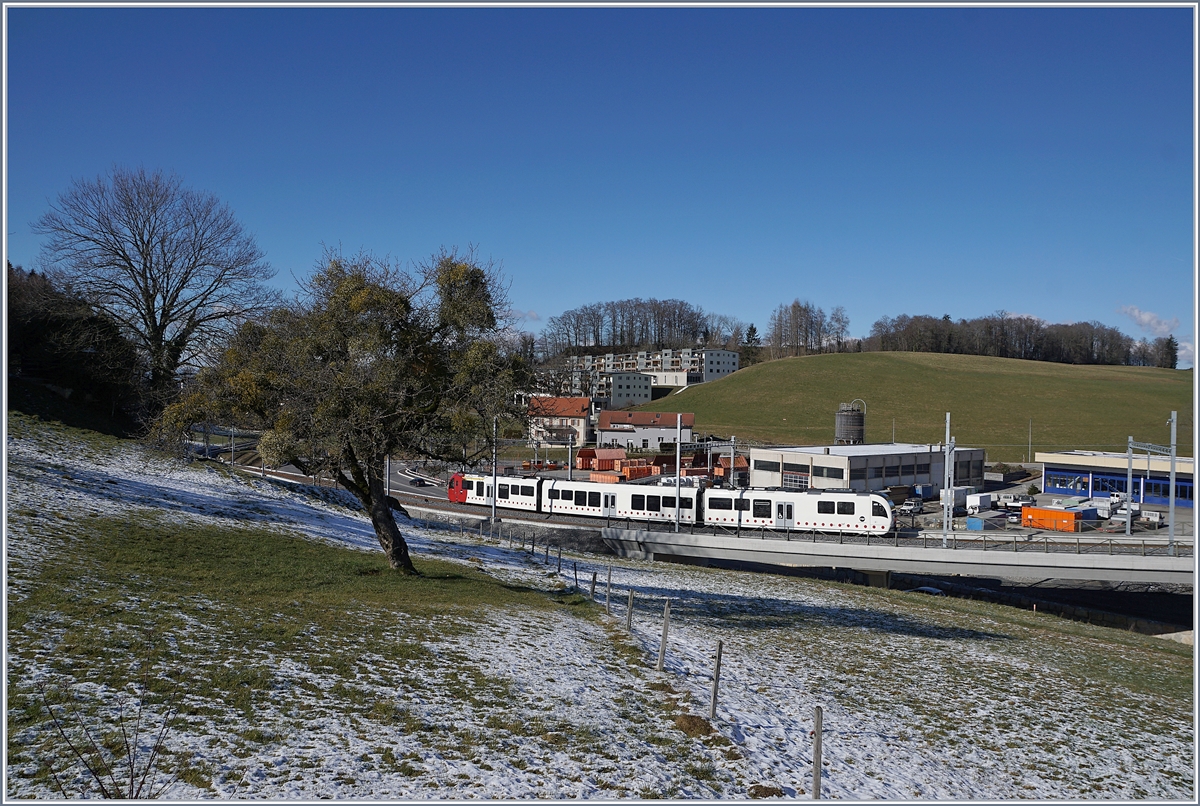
[597,410,694,450]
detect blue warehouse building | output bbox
[1036,450,1194,508]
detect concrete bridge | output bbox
[600,527,1195,586]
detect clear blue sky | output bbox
[5,5,1195,365]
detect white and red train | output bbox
[447,473,894,534]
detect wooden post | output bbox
[544,544,549,563]
[605,566,612,615]
[590,571,597,601]
[557,546,562,572]
[573,562,578,590]
[709,640,723,720]
[656,599,671,671]
[812,704,823,799]
[626,589,634,631]
[531,532,536,555]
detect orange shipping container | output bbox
[590,472,621,484]
[1022,506,1082,533]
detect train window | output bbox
[575,490,588,506]
[734,499,750,511]
[837,501,855,515]
[631,495,645,510]
[752,500,771,518]
[522,485,534,496]
[498,484,509,499]
[588,491,600,508]
[476,481,485,495]
[680,497,693,509]
[873,501,888,518]
[647,495,661,512]
[709,497,732,510]
[817,501,835,514]
[548,488,560,500]
[662,496,675,509]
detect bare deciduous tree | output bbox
[32,167,277,409]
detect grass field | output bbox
[6,399,1194,798]
[638,352,1194,461]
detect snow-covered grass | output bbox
[5,410,1195,799]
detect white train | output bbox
[447,473,894,534]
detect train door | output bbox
[774,500,794,530]
[602,492,617,519]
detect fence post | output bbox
[590,571,597,601]
[606,567,612,615]
[709,640,723,720]
[626,589,634,631]
[544,544,550,563]
[812,704,823,799]
[656,599,671,671]
[557,546,563,573]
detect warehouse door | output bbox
[774,501,794,529]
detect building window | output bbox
[901,464,915,477]
[782,473,809,490]
[849,468,867,481]
[755,460,781,472]
[868,467,883,479]
[783,462,807,473]
[884,465,899,478]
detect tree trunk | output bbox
[339,451,419,575]
[367,490,418,574]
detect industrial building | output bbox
[1036,450,1194,508]
[748,443,987,494]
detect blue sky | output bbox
[5,5,1195,364]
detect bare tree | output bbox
[32,167,277,410]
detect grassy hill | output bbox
[639,352,1194,461]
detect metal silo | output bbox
[835,400,865,445]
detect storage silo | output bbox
[834,401,865,445]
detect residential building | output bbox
[594,372,654,409]
[527,397,592,445]
[597,411,695,450]
[562,347,739,397]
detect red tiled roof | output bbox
[528,397,590,418]
[597,410,695,429]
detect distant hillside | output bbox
[638,352,1194,462]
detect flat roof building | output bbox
[1037,450,1194,508]
[748,443,987,494]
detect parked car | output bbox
[897,499,923,516]
[408,476,427,487]
[1006,512,1021,524]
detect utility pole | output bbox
[1169,410,1177,555]
[491,415,498,523]
[676,412,686,532]
[941,412,955,546]
[1126,436,1134,538]
[568,431,574,481]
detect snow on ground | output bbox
[5,419,1195,800]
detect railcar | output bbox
[447,473,893,534]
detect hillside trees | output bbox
[161,247,527,574]
[7,261,142,414]
[32,167,277,412]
